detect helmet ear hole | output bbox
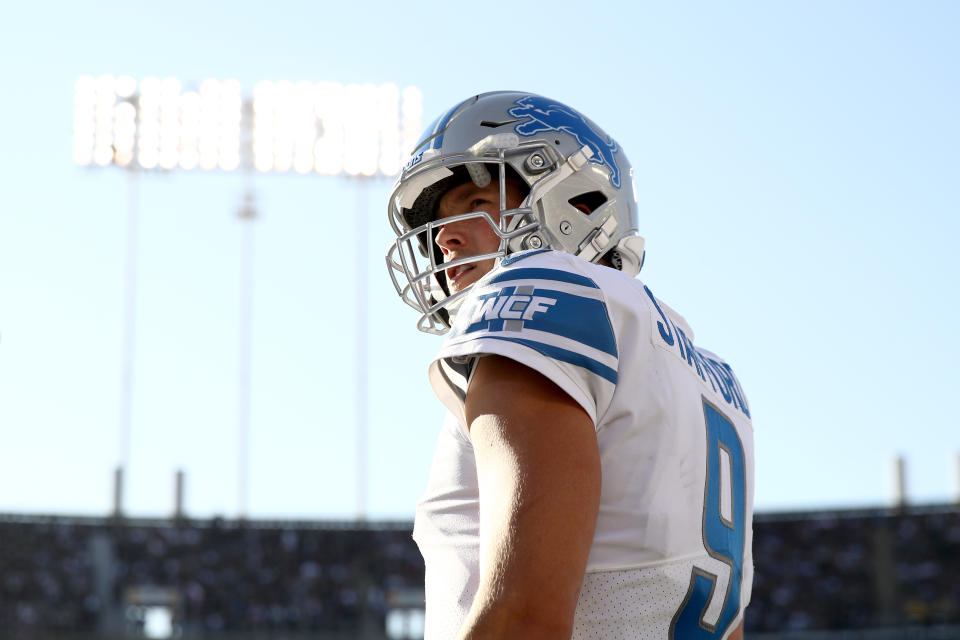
[568,191,607,215]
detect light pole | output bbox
[116,167,139,517]
[237,189,256,518]
[74,75,422,519]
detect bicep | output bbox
[464,354,601,631]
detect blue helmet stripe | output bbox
[484,336,618,385]
[411,96,475,154]
[412,113,444,153]
[430,96,474,150]
[489,267,599,289]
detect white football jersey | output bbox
[413,249,755,639]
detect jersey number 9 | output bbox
[670,398,747,639]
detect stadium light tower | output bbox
[74,75,422,519]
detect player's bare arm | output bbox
[730,619,744,640]
[457,354,601,640]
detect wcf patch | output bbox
[467,285,557,332]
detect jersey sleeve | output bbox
[428,255,619,432]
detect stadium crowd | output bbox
[112,520,423,632]
[0,505,957,635]
[0,519,101,630]
[747,506,960,632]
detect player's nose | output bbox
[434,220,468,255]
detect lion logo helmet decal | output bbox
[508,95,622,189]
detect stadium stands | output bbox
[0,504,957,638]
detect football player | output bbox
[386,91,755,639]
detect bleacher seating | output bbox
[0,504,957,636]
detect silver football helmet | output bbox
[385,91,645,334]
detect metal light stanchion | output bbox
[116,167,139,517]
[354,179,370,521]
[237,189,256,519]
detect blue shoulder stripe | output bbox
[489,267,599,289]
[463,286,617,357]
[484,336,618,385]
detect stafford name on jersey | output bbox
[644,284,751,420]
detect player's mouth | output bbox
[446,264,474,284]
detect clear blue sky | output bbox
[0,1,957,520]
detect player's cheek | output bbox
[479,224,501,250]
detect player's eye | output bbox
[470,198,489,210]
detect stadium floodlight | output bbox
[77,74,421,520]
[74,75,423,177]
